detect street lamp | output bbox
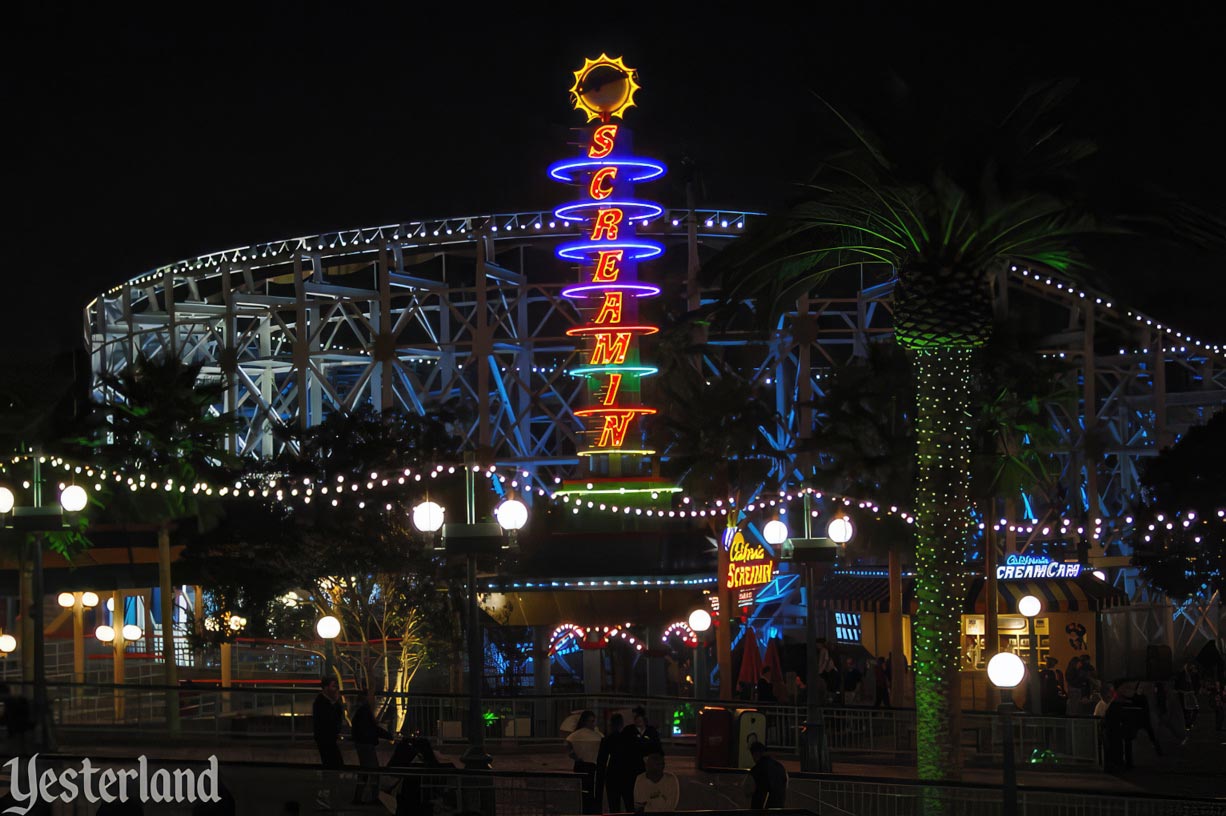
[1018,594,1042,713]
[0,633,16,655]
[762,519,789,546]
[826,515,854,545]
[316,615,341,681]
[95,618,137,720]
[987,651,1026,816]
[688,608,713,699]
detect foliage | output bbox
[1132,411,1226,600]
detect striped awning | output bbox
[813,572,1128,614]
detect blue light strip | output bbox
[481,576,718,590]
[547,157,667,184]
[554,200,664,223]
[557,240,664,262]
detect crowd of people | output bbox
[740,643,897,709]
[565,705,677,813]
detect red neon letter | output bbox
[588,166,617,200]
[602,373,623,406]
[593,292,624,324]
[588,124,619,159]
[595,411,634,447]
[590,331,633,365]
[592,250,623,282]
[590,208,623,241]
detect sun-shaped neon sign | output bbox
[569,53,641,122]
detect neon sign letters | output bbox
[552,55,665,457]
[724,529,776,592]
[995,553,1083,580]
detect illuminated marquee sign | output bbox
[996,554,1083,580]
[724,529,776,594]
[551,54,665,457]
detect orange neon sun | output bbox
[568,54,641,122]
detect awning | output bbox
[813,571,1128,614]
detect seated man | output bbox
[632,752,679,813]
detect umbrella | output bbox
[736,629,763,687]
[763,638,786,700]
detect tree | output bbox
[706,80,1100,783]
[1133,411,1226,601]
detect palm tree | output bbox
[709,80,1099,782]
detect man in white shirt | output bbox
[633,752,680,812]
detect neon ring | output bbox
[557,241,663,262]
[566,325,659,337]
[574,407,658,417]
[578,448,657,456]
[569,365,659,378]
[554,200,664,223]
[548,158,667,184]
[561,283,661,299]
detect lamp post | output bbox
[316,614,341,682]
[0,463,91,751]
[58,591,100,689]
[96,618,142,721]
[0,633,17,657]
[987,651,1026,816]
[1018,594,1042,713]
[688,608,713,699]
[780,504,854,773]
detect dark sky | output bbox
[5,4,1226,352]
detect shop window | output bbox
[962,614,1049,670]
[834,612,862,644]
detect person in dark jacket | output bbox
[313,677,346,769]
[745,743,788,808]
[351,688,391,804]
[595,713,631,812]
[615,707,663,810]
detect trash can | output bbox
[696,706,734,769]
[733,709,767,768]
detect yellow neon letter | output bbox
[590,208,623,241]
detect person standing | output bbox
[1038,657,1068,715]
[744,743,788,809]
[565,710,603,813]
[595,713,630,813]
[632,752,680,812]
[873,657,891,708]
[757,667,777,703]
[350,688,391,804]
[313,677,346,811]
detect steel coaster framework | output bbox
[87,208,1225,648]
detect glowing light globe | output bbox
[122,625,143,641]
[411,501,445,533]
[0,487,14,514]
[987,652,1026,689]
[1092,569,1107,581]
[57,592,75,608]
[316,615,341,640]
[688,609,712,633]
[495,499,529,531]
[827,516,855,544]
[0,634,16,653]
[95,625,116,643]
[60,485,88,513]
[1018,595,1042,618]
[81,592,100,609]
[762,519,789,546]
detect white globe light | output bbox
[411,501,445,533]
[95,625,116,643]
[0,634,16,653]
[122,624,143,641]
[81,592,100,609]
[986,652,1027,689]
[762,519,789,545]
[57,592,75,608]
[688,609,712,633]
[1092,569,1107,581]
[0,487,14,514]
[495,499,529,531]
[827,516,854,544]
[106,598,115,612]
[316,615,341,640]
[1018,595,1042,618]
[59,484,89,513]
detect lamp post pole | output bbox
[461,452,490,770]
[986,652,1025,816]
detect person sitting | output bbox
[632,752,679,812]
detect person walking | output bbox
[566,710,603,813]
[350,688,391,804]
[632,752,679,812]
[313,677,346,811]
[744,743,788,809]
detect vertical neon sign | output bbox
[550,54,666,462]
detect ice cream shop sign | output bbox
[996,553,1083,580]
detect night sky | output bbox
[6,4,1225,354]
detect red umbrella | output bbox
[736,629,763,687]
[763,638,788,701]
